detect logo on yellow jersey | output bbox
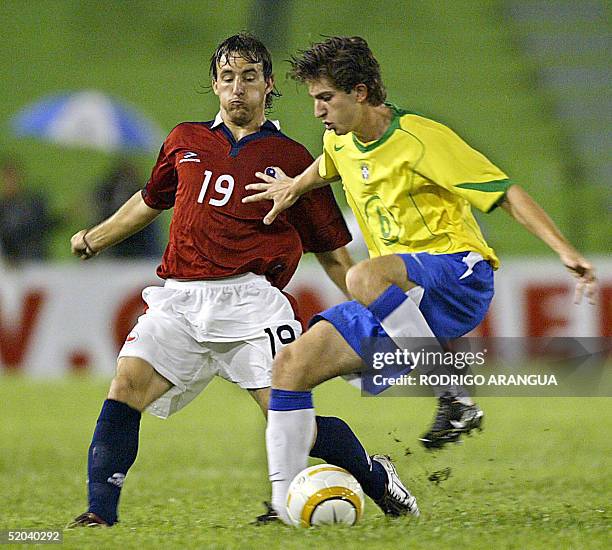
[361,163,370,181]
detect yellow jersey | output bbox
[318,105,511,269]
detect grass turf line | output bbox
[0,376,610,549]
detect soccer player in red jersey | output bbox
[68,34,410,528]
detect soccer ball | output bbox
[286,464,365,527]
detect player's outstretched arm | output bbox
[315,247,355,299]
[243,156,333,225]
[70,191,162,260]
[501,184,597,304]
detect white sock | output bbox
[266,408,316,524]
[373,286,471,400]
[379,286,436,340]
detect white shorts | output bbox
[118,273,302,418]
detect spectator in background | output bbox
[0,157,55,265]
[94,159,161,258]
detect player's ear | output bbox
[354,83,368,104]
[212,78,219,96]
[264,75,275,95]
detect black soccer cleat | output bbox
[252,501,280,525]
[66,512,110,528]
[371,455,420,517]
[420,393,484,449]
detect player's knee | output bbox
[108,357,164,411]
[272,343,310,390]
[346,260,381,305]
[346,262,366,301]
[108,368,149,410]
[347,257,407,305]
[108,373,137,405]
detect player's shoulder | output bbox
[157,121,216,154]
[266,128,314,165]
[269,127,310,152]
[395,109,447,133]
[166,121,215,140]
[393,107,458,141]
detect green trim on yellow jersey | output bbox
[352,116,400,152]
[456,179,512,193]
[352,104,415,152]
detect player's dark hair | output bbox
[210,32,281,109]
[289,36,386,105]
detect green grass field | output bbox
[1,376,610,549]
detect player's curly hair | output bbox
[209,32,281,110]
[289,36,386,105]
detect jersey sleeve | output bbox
[318,130,341,180]
[286,141,351,253]
[290,186,352,253]
[141,131,178,210]
[410,118,511,213]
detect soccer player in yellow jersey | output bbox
[244,36,597,523]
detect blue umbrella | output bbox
[11,90,164,153]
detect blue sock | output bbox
[367,284,408,321]
[87,399,141,525]
[268,388,313,411]
[310,416,387,500]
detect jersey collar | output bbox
[211,112,282,157]
[351,103,405,153]
[211,111,281,131]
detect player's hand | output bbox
[243,167,299,225]
[70,229,98,260]
[559,250,597,304]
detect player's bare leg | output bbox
[68,357,172,528]
[108,357,173,411]
[272,320,362,391]
[248,387,270,419]
[266,320,418,523]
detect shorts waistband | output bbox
[165,272,269,289]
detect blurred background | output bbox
[0,0,609,375]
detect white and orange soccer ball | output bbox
[286,464,365,527]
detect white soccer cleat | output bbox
[371,454,420,517]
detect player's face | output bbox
[307,78,360,135]
[212,55,273,126]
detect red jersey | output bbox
[142,118,351,289]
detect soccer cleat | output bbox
[66,512,110,528]
[371,455,420,517]
[420,394,484,449]
[252,501,280,525]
